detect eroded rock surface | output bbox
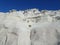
[0,9,60,45]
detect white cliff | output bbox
[0,9,60,45]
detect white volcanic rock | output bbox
[0,9,60,45]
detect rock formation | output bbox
[0,9,60,45]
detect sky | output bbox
[0,0,60,12]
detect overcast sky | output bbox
[0,0,60,12]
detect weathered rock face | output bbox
[0,9,60,45]
[30,23,58,45]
